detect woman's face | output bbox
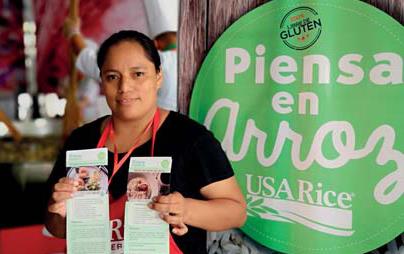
[100,41,162,121]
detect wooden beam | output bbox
[62,0,82,138]
[0,109,22,142]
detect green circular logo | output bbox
[280,6,322,50]
[98,151,106,160]
[190,0,403,253]
[161,159,170,169]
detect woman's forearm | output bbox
[183,197,246,231]
[45,211,67,238]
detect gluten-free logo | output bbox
[280,6,322,50]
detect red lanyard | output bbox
[97,109,160,185]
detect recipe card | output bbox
[124,157,172,254]
[66,148,110,254]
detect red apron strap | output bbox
[169,234,183,254]
[96,109,161,185]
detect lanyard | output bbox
[97,109,160,185]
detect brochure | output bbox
[124,157,172,254]
[66,148,110,254]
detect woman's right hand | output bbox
[48,177,77,218]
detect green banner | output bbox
[189,0,403,253]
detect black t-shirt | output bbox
[46,111,234,254]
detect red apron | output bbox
[97,109,182,254]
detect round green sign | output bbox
[190,0,404,253]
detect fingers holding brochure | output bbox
[48,177,76,217]
[149,191,189,236]
[160,215,188,236]
[45,177,78,238]
[171,222,188,236]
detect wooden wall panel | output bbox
[178,0,208,114]
[363,0,404,24]
[178,0,269,114]
[207,0,268,49]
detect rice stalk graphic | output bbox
[246,195,355,236]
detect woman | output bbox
[45,30,246,254]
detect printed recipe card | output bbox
[66,148,110,254]
[124,157,172,254]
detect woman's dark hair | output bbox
[97,30,161,72]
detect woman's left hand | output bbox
[148,192,189,236]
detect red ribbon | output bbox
[96,109,160,185]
